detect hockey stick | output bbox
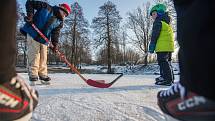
[31,23,123,88]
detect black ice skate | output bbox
[157,82,215,121]
[39,75,51,85]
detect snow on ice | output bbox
[18,63,179,121]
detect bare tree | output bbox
[63,2,91,67]
[114,27,129,65]
[127,2,152,65]
[125,48,140,65]
[121,30,127,64]
[91,1,122,73]
[16,3,27,66]
[96,46,140,66]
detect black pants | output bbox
[173,0,215,100]
[157,52,174,82]
[0,1,17,84]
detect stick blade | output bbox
[86,79,111,88]
[94,80,105,83]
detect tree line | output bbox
[16,0,177,73]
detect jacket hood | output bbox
[156,12,171,24]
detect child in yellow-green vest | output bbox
[149,4,174,86]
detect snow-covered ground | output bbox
[19,64,180,121]
[55,62,179,75]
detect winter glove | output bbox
[51,42,58,53]
[24,14,33,23]
[149,43,156,53]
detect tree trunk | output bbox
[24,39,27,66]
[107,37,111,73]
[107,16,112,73]
[71,14,77,65]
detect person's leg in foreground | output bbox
[157,0,215,121]
[0,1,38,120]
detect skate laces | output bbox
[159,82,185,99]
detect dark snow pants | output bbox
[0,0,17,84]
[173,0,215,100]
[157,52,174,83]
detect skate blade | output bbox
[41,80,50,85]
[164,114,180,121]
[13,112,32,121]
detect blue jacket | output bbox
[20,1,63,45]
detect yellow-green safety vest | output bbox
[155,21,174,52]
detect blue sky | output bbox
[17,0,149,23]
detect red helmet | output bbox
[59,3,71,16]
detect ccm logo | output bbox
[177,96,206,111]
[0,92,19,108]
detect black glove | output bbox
[24,14,33,23]
[51,42,58,53]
